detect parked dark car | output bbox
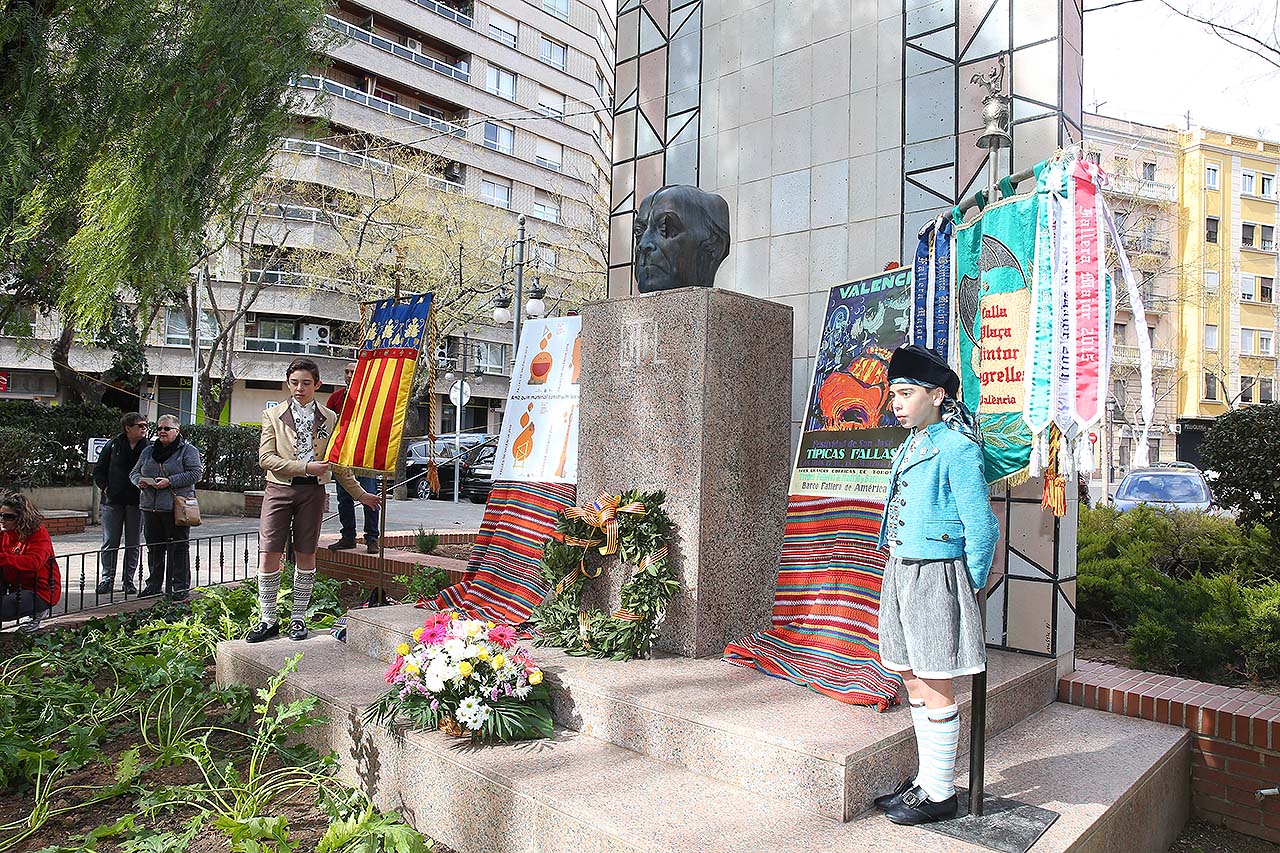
[460,444,496,504]
[1112,467,1214,513]
[404,434,496,500]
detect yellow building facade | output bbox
[1174,129,1280,465]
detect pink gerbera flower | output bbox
[385,656,404,684]
[420,622,448,644]
[487,624,517,649]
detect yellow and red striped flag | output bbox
[327,292,433,474]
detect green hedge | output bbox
[0,401,125,487]
[181,423,263,492]
[1078,504,1280,682]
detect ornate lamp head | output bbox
[973,56,1011,151]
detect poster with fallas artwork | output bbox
[492,316,582,484]
[789,268,912,500]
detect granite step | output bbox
[216,634,1189,853]
[343,604,1059,820]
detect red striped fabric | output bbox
[430,481,576,625]
[724,495,903,711]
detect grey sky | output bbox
[1083,0,1280,139]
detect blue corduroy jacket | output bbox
[876,420,999,590]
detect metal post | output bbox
[374,475,388,606]
[454,333,466,503]
[191,267,203,424]
[967,54,1011,820]
[513,215,527,357]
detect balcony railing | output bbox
[409,0,473,27]
[246,267,354,292]
[277,137,463,193]
[244,337,358,360]
[1106,174,1176,203]
[1122,234,1171,256]
[293,76,467,138]
[325,16,470,83]
[1112,345,1176,370]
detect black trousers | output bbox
[143,510,190,594]
[0,590,51,622]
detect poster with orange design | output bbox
[790,268,912,499]
[492,316,582,483]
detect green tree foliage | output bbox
[0,0,330,329]
[1199,403,1280,540]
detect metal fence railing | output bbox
[2,529,260,632]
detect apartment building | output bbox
[0,0,614,432]
[1174,128,1280,467]
[1082,113,1182,477]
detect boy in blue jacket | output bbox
[872,344,998,826]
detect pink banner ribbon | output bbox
[1071,160,1101,427]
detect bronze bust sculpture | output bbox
[632,185,731,293]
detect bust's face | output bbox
[633,192,704,293]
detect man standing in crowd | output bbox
[326,360,380,554]
[247,358,379,643]
[92,412,148,595]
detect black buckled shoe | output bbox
[288,619,308,641]
[245,621,280,643]
[884,785,959,825]
[873,776,916,812]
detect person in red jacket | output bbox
[0,494,61,627]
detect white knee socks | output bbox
[291,569,316,623]
[257,570,281,626]
[912,703,960,802]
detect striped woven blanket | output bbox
[430,481,576,625]
[724,495,903,711]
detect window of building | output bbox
[1142,161,1157,181]
[483,121,514,154]
[1205,269,1220,292]
[164,308,217,347]
[535,137,563,171]
[1242,328,1256,355]
[1205,324,1219,350]
[1112,378,1128,408]
[1085,150,1100,165]
[1147,325,1157,346]
[1262,378,1275,403]
[1206,216,1219,243]
[1242,376,1256,403]
[539,36,567,70]
[595,70,606,97]
[1114,322,1128,343]
[1205,372,1219,401]
[536,85,565,118]
[1263,277,1275,304]
[1114,156,1129,176]
[1243,170,1258,195]
[486,65,516,100]
[480,174,513,208]
[543,0,569,20]
[472,340,507,373]
[1262,330,1275,356]
[1243,222,1257,248]
[1264,225,1276,251]
[488,11,518,48]
[1206,163,1219,189]
[532,189,560,223]
[593,115,605,142]
[1264,174,1276,198]
[244,316,303,353]
[1243,273,1256,301]
[532,243,559,269]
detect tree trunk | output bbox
[51,324,94,404]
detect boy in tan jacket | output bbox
[247,358,378,642]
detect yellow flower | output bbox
[458,660,473,677]
[449,611,458,619]
[528,669,543,685]
[404,661,420,675]
[486,621,495,629]
[396,643,411,656]
[492,654,506,669]
[477,649,490,661]
[412,627,423,641]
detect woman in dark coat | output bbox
[130,414,203,600]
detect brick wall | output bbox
[1060,659,1280,842]
[243,491,332,518]
[44,511,88,536]
[315,534,474,600]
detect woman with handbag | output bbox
[130,414,204,600]
[1,494,61,629]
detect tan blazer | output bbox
[259,400,364,499]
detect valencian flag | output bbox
[327,293,433,474]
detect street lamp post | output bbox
[491,214,548,368]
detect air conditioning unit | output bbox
[244,311,257,323]
[1168,423,1182,434]
[301,323,332,348]
[406,37,422,53]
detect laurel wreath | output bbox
[531,490,678,661]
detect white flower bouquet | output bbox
[363,609,553,742]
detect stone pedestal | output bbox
[578,287,792,657]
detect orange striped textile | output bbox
[724,495,903,711]
[431,481,577,625]
[327,293,433,474]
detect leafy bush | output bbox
[1078,504,1280,682]
[181,423,264,492]
[414,527,440,554]
[0,400,124,487]
[1201,403,1280,540]
[394,564,450,602]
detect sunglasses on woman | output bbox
[0,512,18,520]
[156,426,178,432]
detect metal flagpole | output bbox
[968,55,1012,820]
[374,474,388,606]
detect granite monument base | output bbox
[577,287,793,658]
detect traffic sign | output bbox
[1088,431,1099,445]
[86,437,111,463]
[449,380,472,408]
